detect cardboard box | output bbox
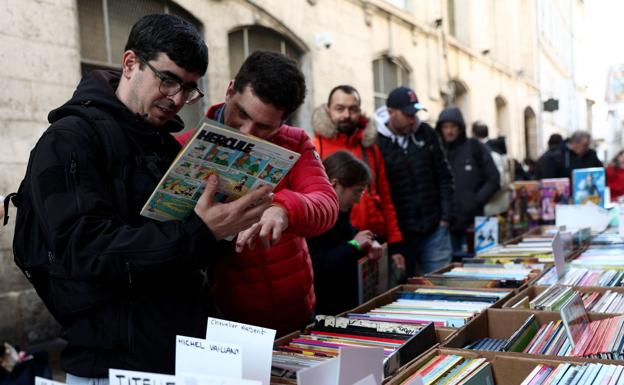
[441,308,619,363]
[385,347,618,385]
[271,320,437,379]
[408,262,544,290]
[503,284,624,314]
[338,284,514,340]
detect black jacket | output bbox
[375,121,454,235]
[307,211,365,316]
[436,107,500,233]
[27,71,216,377]
[536,141,603,179]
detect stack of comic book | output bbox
[344,288,511,328]
[520,362,624,385]
[398,354,493,385]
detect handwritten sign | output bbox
[297,357,339,385]
[109,369,177,385]
[175,335,242,379]
[337,347,383,385]
[556,203,610,232]
[35,377,66,385]
[180,373,260,385]
[205,318,276,385]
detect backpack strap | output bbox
[3,192,18,226]
[55,102,134,218]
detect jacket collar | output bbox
[312,104,377,147]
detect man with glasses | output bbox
[14,14,272,383]
[177,51,338,336]
[373,87,454,275]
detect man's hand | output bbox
[440,220,449,228]
[194,174,273,240]
[367,240,383,261]
[353,230,374,251]
[235,204,289,253]
[391,253,406,270]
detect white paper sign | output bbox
[205,318,276,385]
[297,357,339,385]
[180,373,260,385]
[556,203,611,232]
[175,335,242,379]
[552,231,566,278]
[109,369,177,385]
[35,377,66,385]
[353,374,377,385]
[337,347,384,385]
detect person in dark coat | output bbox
[306,151,383,316]
[535,131,603,179]
[373,87,454,275]
[436,107,500,253]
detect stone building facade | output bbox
[0,0,589,345]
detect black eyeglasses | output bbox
[140,58,204,104]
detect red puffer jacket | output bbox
[177,104,338,336]
[312,106,403,245]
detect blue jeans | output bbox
[66,374,109,385]
[402,225,452,275]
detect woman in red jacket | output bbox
[608,150,624,202]
[178,51,338,336]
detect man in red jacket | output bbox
[178,51,339,335]
[312,85,405,273]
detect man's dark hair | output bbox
[569,130,591,144]
[125,14,208,76]
[327,85,361,106]
[323,150,371,187]
[547,133,564,148]
[233,51,306,118]
[472,121,489,139]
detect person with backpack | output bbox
[373,87,455,275]
[436,107,500,254]
[6,15,274,383]
[306,151,382,315]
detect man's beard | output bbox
[336,120,358,135]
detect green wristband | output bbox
[348,239,361,251]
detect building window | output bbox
[228,26,302,78]
[372,56,410,109]
[447,0,456,37]
[77,0,205,128]
[385,0,408,10]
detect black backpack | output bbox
[3,103,138,325]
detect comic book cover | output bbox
[474,216,498,254]
[141,119,300,222]
[572,167,606,207]
[540,178,570,221]
[509,181,541,235]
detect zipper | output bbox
[126,261,134,353]
[68,151,82,212]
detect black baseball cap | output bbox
[386,86,427,115]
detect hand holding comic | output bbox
[235,204,289,252]
[195,174,273,240]
[367,240,383,261]
[353,230,375,252]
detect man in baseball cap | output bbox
[373,86,454,277]
[386,86,428,116]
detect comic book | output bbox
[140,119,300,222]
[572,167,606,207]
[540,178,570,222]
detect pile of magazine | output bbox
[271,317,436,380]
[526,286,624,314]
[520,362,624,384]
[345,288,511,328]
[398,354,493,385]
[538,267,624,287]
